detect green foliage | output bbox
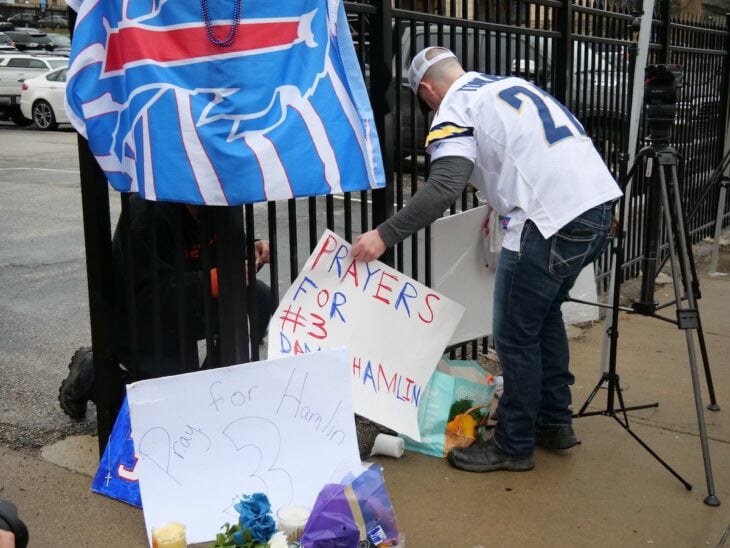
[448,398,488,423]
[210,522,270,548]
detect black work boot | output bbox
[535,424,580,450]
[447,437,534,472]
[58,346,95,420]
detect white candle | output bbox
[276,505,311,542]
[151,522,186,548]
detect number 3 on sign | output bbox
[222,417,294,503]
[498,85,585,145]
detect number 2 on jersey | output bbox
[498,85,585,145]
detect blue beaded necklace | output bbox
[200,0,242,47]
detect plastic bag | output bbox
[400,359,495,458]
[300,464,399,547]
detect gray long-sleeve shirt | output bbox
[377,156,475,247]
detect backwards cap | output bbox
[407,47,458,94]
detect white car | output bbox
[0,53,67,125]
[19,65,68,130]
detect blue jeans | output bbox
[492,203,613,457]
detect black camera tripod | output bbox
[575,137,720,506]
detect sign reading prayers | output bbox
[126,348,360,545]
[268,230,464,440]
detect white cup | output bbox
[370,433,405,458]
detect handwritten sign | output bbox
[267,230,464,441]
[126,348,360,545]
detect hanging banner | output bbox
[64,0,384,205]
[268,230,465,441]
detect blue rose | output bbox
[232,492,276,544]
[234,492,272,526]
[248,514,276,544]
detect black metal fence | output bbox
[0,6,70,25]
[79,1,730,449]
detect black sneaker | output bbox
[535,424,580,450]
[447,437,534,472]
[58,346,95,420]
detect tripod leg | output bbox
[695,315,720,411]
[675,173,721,410]
[660,164,720,506]
[613,380,692,491]
[575,373,610,417]
[651,211,720,411]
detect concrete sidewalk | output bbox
[2,250,729,547]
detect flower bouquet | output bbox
[211,493,288,548]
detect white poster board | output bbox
[432,207,599,345]
[126,348,360,545]
[268,230,464,441]
[431,206,495,346]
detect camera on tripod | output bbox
[644,64,683,143]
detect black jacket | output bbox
[111,195,216,376]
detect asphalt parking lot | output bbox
[0,122,97,451]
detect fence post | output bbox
[552,0,572,106]
[369,0,395,266]
[214,206,250,367]
[718,14,730,164]
[78,136,124,455]
[658,0,670,64]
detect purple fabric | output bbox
[300,484,360,547]
[300,465,399,547]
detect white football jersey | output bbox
[426,72,622,251]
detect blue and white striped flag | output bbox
[65,0,385,205]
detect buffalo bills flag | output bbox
[65,0,385,205]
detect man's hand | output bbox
[254,240,270,271]
[351,230,386,262]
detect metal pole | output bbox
[214,206,250,367]
[599,0,655,375]
[370,0,395,266]
[78,135,124,455]
[552,0,572,107]
[624,0,655,172]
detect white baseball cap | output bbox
[407,46,458,94]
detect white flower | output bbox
[269,531,289,548]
